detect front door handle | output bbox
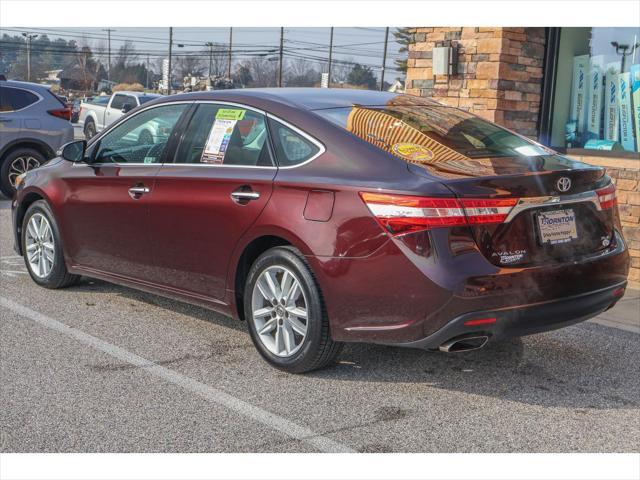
[128,185,150,199]
[231,191,260,201]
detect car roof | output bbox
[0,79,51,92]
[113,91,161,97]
[163,87,400,111]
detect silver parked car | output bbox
[0,80,74,197]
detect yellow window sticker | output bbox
[216,108,246,121]
[391,143,434,162]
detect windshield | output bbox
[314,101,550,163]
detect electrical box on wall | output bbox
[433,45,457,76]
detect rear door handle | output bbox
[128,185,150,199]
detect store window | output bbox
[549,27,640,154]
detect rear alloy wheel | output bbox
[252,266,309,357]
[245,246,342,373]
[0,148,45,198]
[21,200,80,289]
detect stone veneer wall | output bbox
[568,156,640,287]
[405,27,546,137]
[405,27,639,286]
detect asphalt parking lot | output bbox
[1,197,639,453]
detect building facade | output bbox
[405,27,640,285]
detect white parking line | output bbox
[0,296,355,453]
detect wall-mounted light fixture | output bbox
[433,44,458,76]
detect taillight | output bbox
[47,108,72,121]
[459,198,518,224]
[359,192,517,235]
[596,183,617,210]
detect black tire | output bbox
[84,119,96,140]
[21,200,80,289]
[244,246,343,373]
[0,147,46,198]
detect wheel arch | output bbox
[14,190,48,255]
[230,224,318,320]
[0,138,55,163]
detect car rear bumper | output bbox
[396,281,627,350]
[313,228,629,345]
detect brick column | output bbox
[405,27,546,138]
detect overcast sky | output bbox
[1,27,406,80]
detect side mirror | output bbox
[121,103,134,114]
[59,140,87,163]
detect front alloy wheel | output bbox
[22,200,80,289]
[25,213,55,278]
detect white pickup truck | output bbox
[78,91,161,139]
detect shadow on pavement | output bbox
[65,273,639,411]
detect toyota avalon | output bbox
[11,88,629,372]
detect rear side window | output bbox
[110,94,127,110]
[267,118,320,167]
[174,104,273,167]
[0,86,39,112]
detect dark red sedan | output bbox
[11,89,629,373]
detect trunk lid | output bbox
[408,154,617,267]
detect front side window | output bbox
[175,104,273,167]
[0,87,39,112]
[92,103,188,164]
[267,118,321,166]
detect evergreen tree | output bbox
[347,63,377,89]
[393,27,413,75]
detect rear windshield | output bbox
[138,95,160,104]
[314,102,550,164]
[91,96,110,105]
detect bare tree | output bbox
[285,57,319,87]
[115,40,138,67]
[331,57,355,83]
[202,43,229,77]
[175,54,204,79]
[74,45,95,91]
[244,56,279,87]
[92,40,108,67]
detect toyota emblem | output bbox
[556,177,571,193]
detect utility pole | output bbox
[146,53,150,90]
[205,42,214,79]
[102,28,116,83]
[167,27,173,94]
[228,27,233,80]
[21,32,38,82]
[380,27,389,91]
[278,27,284,87]
[327,27,334,87]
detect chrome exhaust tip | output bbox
[439,335,489,353]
